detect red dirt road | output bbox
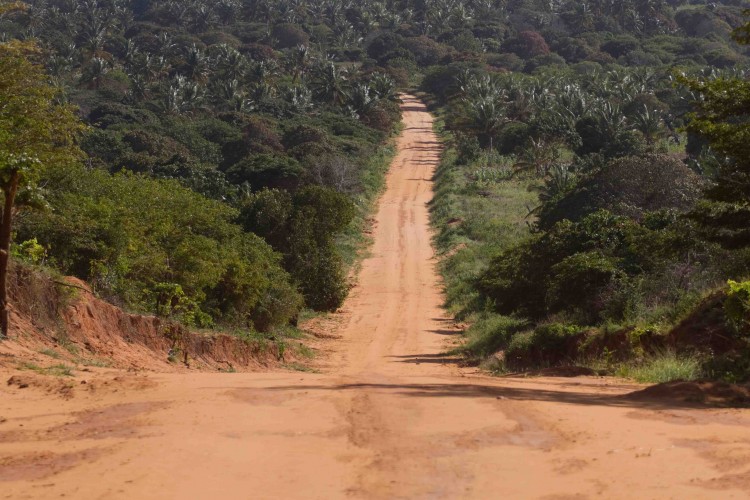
[2,96,750,499]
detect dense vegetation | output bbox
[416,1,750,381]
[0,0,405,336]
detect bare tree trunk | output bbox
[0,174,19,338]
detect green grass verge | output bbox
[429,122,537,315]
[616,351,704,383]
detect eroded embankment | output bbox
[0,263,285,373]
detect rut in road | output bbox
[3,95,750,500]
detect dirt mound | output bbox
[624,381,750,407]
[7,373,76,399]
[0,265,289,373]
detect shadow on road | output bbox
[261,380,729,410]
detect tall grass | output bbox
[429,131,537,315]
[616,350,703,383]
[457,314,528,361]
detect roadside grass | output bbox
[283,362,319,373]
[17,361,75,377]
[39,348,62,359]
[429,127,536,315]
[616,351,704,384]
[76,356,112,368]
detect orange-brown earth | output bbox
[2,96,750,499]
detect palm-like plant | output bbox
[348,83,378,116]
[155,32,177,57]
[212,78,255,112]
[466,97,506,145]
[311,61,349,105]
[249,81,275,102]
[287,44,309,83]
[370,73,398,101]
[592,101,628,141]
[129,74,150,101]
[121,38,139,69]
[514,138,563,177]
[630,105,664,144]
[184,44,211,82]
[248,60,276,85]
[189,4,217,31]
[79,16,108,60]
[47,54,73,78]
[284,85,314,113]
[163,75,205,115]
[80,56,110,89]
[212,44,247,82]
[216,0,241,25]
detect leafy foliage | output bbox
[423,6,750,375]
[1,0,409,329]
[0,40,85,335]
[18,164,302,331]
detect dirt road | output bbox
[2,95,750,499]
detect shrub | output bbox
[404,36,454,66]
[724,280,750,334]
[503,31,550,59]
[286,211,349,311]
[497,122,530,155]
[538,154,704,228]
[18,164,302,331]
[225,154,304,190]
[460,314,529,361]
[367,32,405,63]
[271,23,309,49]
[486,53,524,72]
[601,36,640,58]
[504,323,583,370]
[547,251,622,319]
[237,185,355,311]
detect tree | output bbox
[0,42,84,337]
[0,1,23,15]
[503,31,550,59]
[311,62,348,105]
[681,20,750,248]
[630,105,665,145]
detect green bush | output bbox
[547,251,622,318]
[724,280,750,334]
[459,314,529,361]
[237,185,355,311]
[503,323,583,370]
[225,154,305,190]
[18,164,302,331]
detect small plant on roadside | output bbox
[39,348,62,359]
